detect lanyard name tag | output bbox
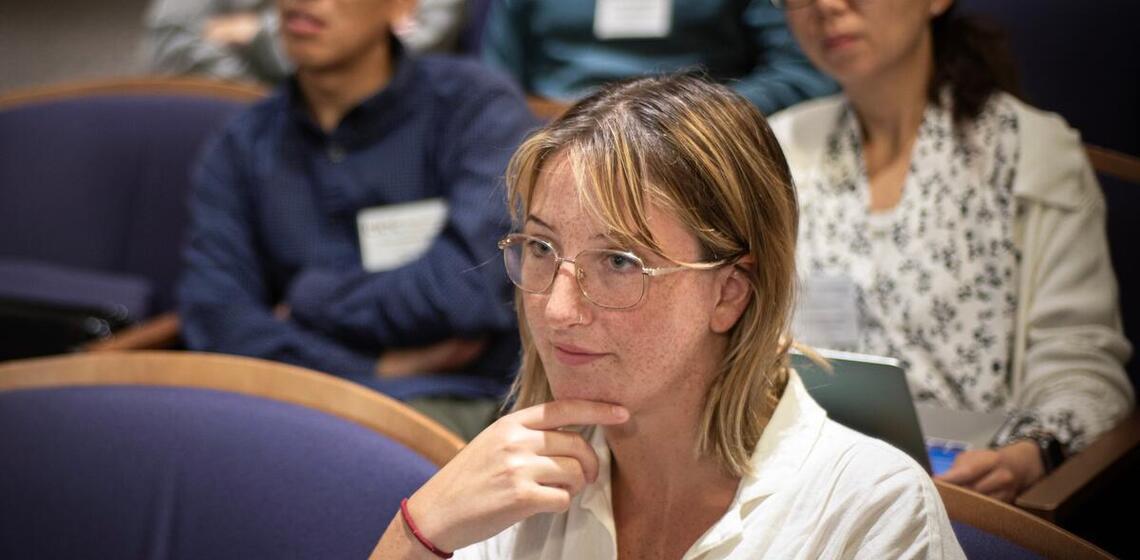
[356,198,448,272]
[792,274,861,351]
[594,0,672,39]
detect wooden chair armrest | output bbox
[1086,144,1140,183]
[1016,411,1140,521]
[83,312,181,351]
[936,480,1114,560]
[527,95,570,121]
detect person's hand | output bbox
[375,338,487,377]
[403,400,630,552]
[204,12,262,47]
[936,440,1045,502]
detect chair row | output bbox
[0,350,1112,559]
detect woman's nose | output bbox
[812,0,849,17]
[544,261,590,327]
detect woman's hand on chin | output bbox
[405,400,630,552]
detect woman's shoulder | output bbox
[811,419,932,483]
[800,420,947,527]
[995,92,1099,209]
[743,418,963,558]
[767,94,846,152]
[814,422,961,554]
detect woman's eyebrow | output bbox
[525,214,614,243]
[524,214,555,233]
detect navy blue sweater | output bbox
[179,54,539,399]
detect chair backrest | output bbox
[0,77,265,316]
[0,351,464,559]
[935,480,1113,560]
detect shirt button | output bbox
[327,144,346,163]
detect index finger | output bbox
[518,400,629,431]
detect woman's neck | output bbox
[297,40,393,133]
[845,32,935,154]
[607,405,737,498]
[604,359,741,557]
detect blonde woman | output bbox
[374,75,964,559]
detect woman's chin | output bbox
[549,382,620,405]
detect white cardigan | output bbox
[770,94,1134,450]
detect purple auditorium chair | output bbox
[936,480,1113,560]
[0,351,464,559]
[0,78,264,359]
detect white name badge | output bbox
[594,0,672,40]
[356,199,448,272]
[792,274,861,351]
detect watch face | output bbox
[1035,433,1065,472]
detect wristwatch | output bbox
[1023,430,1066,474]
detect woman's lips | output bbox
[283,11,326,36]
[553,344,607,366]
[823,34,859,51]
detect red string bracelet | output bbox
[400,498,454,559]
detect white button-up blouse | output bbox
[455,371,965,559]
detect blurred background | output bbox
[1,0,150,92]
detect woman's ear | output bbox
[930,0,953,17]
[710,257,754,334]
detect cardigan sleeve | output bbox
[1003,128,1134,453]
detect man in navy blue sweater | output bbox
[179,0,537,437]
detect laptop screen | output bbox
[791,349,933,473]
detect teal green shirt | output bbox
[482,0,836,115]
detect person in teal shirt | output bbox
[482,0,836,115]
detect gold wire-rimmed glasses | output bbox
[498,233,728,310]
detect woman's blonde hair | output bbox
[505,75,799,477]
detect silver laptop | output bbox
[791,349,1005,475]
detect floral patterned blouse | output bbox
[796,94,1022,414]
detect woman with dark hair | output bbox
[771,0,1133,502]
[373,74,964,559]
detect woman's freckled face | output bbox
[522,154,722,415]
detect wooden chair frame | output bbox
[0,351,465,467]
[0,76,267,109]
[526,95,570,121]
[936,480,1113,559]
